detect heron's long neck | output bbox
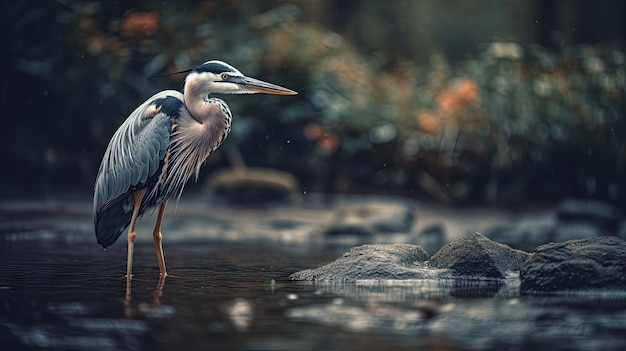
[183,82,213,123]
[181,78,232,148]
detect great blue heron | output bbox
[93,60,297,280]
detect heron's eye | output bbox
[221,73,229,80]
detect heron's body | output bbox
[93,91,231,247]
[93,60,296,281]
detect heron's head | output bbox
[184,60,297,97]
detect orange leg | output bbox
[126,189,146,283]
[152,200,168,277]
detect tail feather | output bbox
[94,194,134,248]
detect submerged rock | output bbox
[520,236,626,293]
[430,232,530,278]
[289,243,429,282]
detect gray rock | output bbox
[430,232,530,278]
[324,200,415,236]
[520,236,626,293]
[291,234,530,282]
[289,244,429,282]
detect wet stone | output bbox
[289,244,429,282]
[520,236,626,294]
[429,232,530,278]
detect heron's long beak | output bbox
[231,76,298,95]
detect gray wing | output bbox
[93,90,183,247]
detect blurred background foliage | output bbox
[0,0,624,207]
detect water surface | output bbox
[1,198,626,351]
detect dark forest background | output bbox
[1,0,624,208]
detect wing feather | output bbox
[93,90,183,247]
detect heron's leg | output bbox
[126,189,146,281]
[152,200,168,277]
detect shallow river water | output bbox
[1,197,626,351]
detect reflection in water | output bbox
[302,278,520,302]
[286,297,429,336]
[124,275,167,319]
[226,297,254,332]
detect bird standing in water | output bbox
[93,60,297,281]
